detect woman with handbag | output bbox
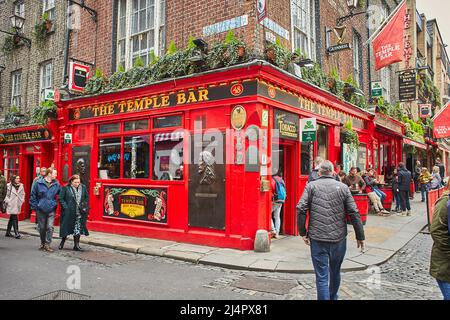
[58,175,89,251]
[4,175,25,239]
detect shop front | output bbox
[57,61,371,250]
[0,122,58,221]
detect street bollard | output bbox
[254,229,270,252]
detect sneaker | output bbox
[381,210,390,215]
[407,211,411,216]
[39,244,45,251]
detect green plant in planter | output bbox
[327,68,345,99]
[105,64,128,92]
[341,120,360,152]
[125,57,153,87]
[264,37,291,70]
[206,31,247,70]
[31,100,57,126]
[1,35,19,56]
[33,12,51,47]
[84,69,106,95]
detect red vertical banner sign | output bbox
[257,0,267,23]
[372,1,407,71]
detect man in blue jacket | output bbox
[30,168,61,252]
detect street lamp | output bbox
[0,14,31,48]
[10,14,25,30]
[337,0,367,26]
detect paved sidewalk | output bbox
[0,197,429,273]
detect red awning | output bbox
[433,102,450,138]
[403,137,427,150]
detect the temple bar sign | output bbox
[0,129,51,144]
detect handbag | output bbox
[70,186,88,216]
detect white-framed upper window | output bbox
[291,0,316,60]
[40,61,53,101]
[117,0,166,70]
[380,66,391,103]
[14,1,25,18]
[11,70,22,108]
[353,30,362,88]
[42,0,55,20]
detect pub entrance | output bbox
[272,141,297,236]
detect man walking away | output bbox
[414,160,421,193]
[297,161,365,300]
[271,172,286,239]
[397,162,412,217]
[29,168,61,252]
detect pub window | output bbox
[3,147,20,181]
[153,115,182,129]
[124,135,150,178]
[99,123,120,134]
[98,138,121,179]
[291,0,316,60]
[317,124,328,161]
[124,119,148,131]
[152,131,184,181]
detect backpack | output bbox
[273,177,286,203]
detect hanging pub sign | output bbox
[398,70,417,102]
[274,109,299,141]
[0,128,51,144]
[257,0,267,23]
[326,26,351,54]
[300,118,317,142]
[69,61,91,92]
[419,104,432,118]
[104,186,168,224]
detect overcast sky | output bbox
[416,0,450,56]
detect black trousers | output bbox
[399,190,411,211]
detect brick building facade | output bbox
[0,0,67,119]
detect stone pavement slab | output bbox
[0,198,429,273]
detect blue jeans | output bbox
[420,184,429,201]
[394,193,401,210]
[271,202,282,235]
[437,280,450,300]
[310,238,347,300]
[374,188,386,203]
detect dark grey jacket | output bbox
[297,175,365,243]
[397,167,412,191]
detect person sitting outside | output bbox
[362,171,390,216]
[345,167,366,193]
[365,169,387,203]
[431,166,443,190]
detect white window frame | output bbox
[14,1,25,18]
[117,0,166,70]
[42,0,55,21]
[290,0,316,60]
[40,61,53,101]
[380,66,391,103]
[11,70,22,108]
[353,30,362,87]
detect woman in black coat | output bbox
[59,175,89,251]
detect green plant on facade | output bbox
[33,12,51,48]
[84,69,106,95]
[264,37,291,70]
[206,31,247,70]
[327,68,345,99]
[418,74,442,108]
[31,100,57,126]
[341,120,360,152]
[376,97,404,121]
[402,116,425,143]
[1,30,21,56]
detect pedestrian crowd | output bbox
[1,167,89,252]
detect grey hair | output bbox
[314,157,324,166]
[319,160,333,175]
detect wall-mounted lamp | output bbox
[337,0,367,26]
[0,15,32,48]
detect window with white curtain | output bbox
[11,70,22,108]
[40,61,53,101]
[42,0,55,20]
[291,0,316,60]
[353,30,362,87]
[381,66,391,102]
[117,0,166,70]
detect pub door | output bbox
[22,155,35,220]
[272,141,297,235]
[188,133,226,230]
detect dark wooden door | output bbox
[188,134,226,230]
[72,146,91,190]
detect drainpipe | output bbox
[63,0,73,86]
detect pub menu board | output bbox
[399,70,417,102]
[273,109,299,141]
[342,143,357,174]
[357,144,367,171]
[103,186,167,223]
